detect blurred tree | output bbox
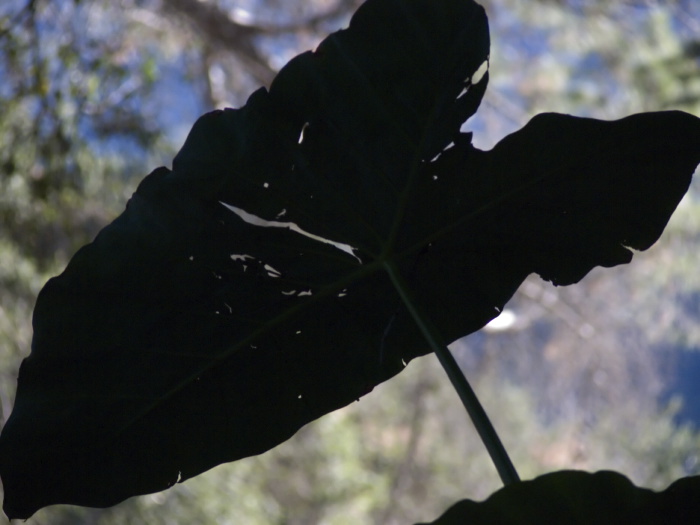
[1,0,699,523]
[472,0,700,415]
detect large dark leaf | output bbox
[0,0,698,519]
[416,470,700,525]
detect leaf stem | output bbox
[383,260,520,487]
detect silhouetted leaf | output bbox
[0,0,698,519]
[416,470,700,525]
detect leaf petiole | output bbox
[383,260,520,487]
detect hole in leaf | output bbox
[220,202,361,262]
[231,254,254,262]
[298,122,310,144]
[471,59,489,84]
[231,254,254,272]
[264,264,281,278]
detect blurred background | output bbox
[1,0,699,523]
